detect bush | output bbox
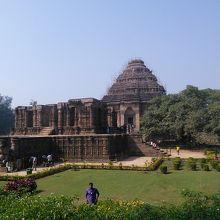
[173,161,181,170]
[173,157,182,170]
[151,157,157,163]
[199,158,207,169]
[216,165,220,172]
[108,161,113,169]
[187,158,197,171]
[119,162,123,170]
[200,158,207,164]
[206,150,216,159]
[147,158,163,171]
[4,178,37,195]
[160,166,168,174]
[203,164,210,171]
[0,191,220,219]
[210,160,220,169]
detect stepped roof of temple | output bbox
[102,59,166,103]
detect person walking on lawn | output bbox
[85,182,100,205]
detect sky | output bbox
[0,0,219,108]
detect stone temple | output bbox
[102,59,165,130]
[0,59,166,166]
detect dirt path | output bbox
[114,156,152,166]
[167,149,206,158]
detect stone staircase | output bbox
[39,127,53,136]
[127,135,166,157]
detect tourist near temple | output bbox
[0,59,166,167]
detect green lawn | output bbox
[1,160,220,205]
[32,168,220,205]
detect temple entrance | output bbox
[124,107,135,126]
[127,117,133,125]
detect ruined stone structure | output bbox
[102,59,165,130]
[0,59,165,166]
[14,98,107,136]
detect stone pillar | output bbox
[50,105,58,128]
[37,106,43,127]
[74,108,78,127]
[120,111,125,127]
[57,104,63,128]
[66,106,70,126]
[33,106,37,127]
[49,107,53,127]
[89,106,93,128]
[116,111,120,127]
[58,109,62,128]
[10,137,20,158]
[78,108,82,128]
[23,108,28,128]
[15,108,19,128]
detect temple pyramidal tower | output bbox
[102,59,166,131]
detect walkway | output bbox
[167,149,206,159]
[0,150,206,176]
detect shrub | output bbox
[0,191,220,219]
[216,165,220,172]
[119,162,123,170]
[200,158,207,164]
[4,178,37,194]
[206,151,219,160]
[173,161,181,170]
[151,157,157,163]
[210,160,220,169]
[187,158,197,171]
[199,158,207,169]
[147,158,163,171]
[108,161,113,169]
[160,166,167,174]
[173,157,182,170]
[189,163,197,171]
[203,164,210,171]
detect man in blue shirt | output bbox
[85,182,100,204]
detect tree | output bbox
[0,94,14,135]
[141,86,220,145]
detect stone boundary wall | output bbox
[0,134,128,167]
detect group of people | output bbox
[29,154,54,171]
[42,154,54,167]
[2,154,54,173]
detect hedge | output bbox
[0,158,163,181]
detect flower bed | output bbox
[4,178,37,194]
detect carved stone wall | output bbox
[13,98,107,136]
[0,134,162,166]
[4,134,127,165]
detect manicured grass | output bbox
[33,168,220,205]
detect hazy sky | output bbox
[0,0,219,107]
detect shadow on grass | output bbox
[32,189,44,195]
[70,168,80,171]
